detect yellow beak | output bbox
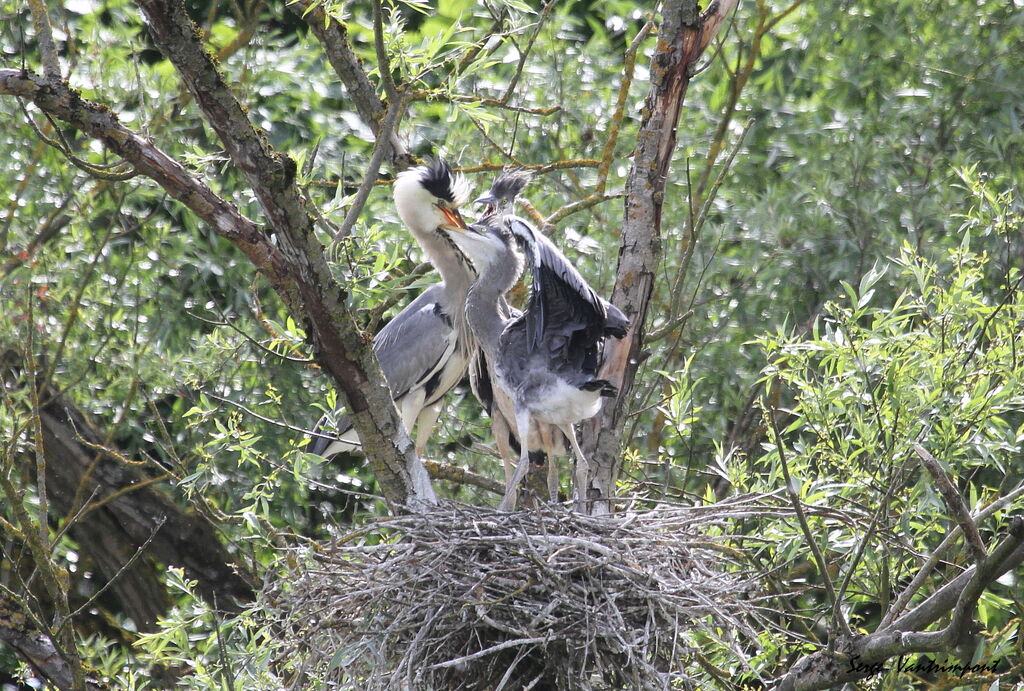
[438,204,467,230]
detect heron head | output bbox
[475,169,531,219]
[394,158,471,234]
[473,191,499,218]
[448,219,511,269]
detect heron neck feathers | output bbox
[466,251,520,356]
[394,190,472,291]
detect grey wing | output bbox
[507,217,603,351]
[532,228,604,325]
[308,283,457,456]
[374,283,458,402]
[600,298,629,338]
[507,216,629,342]
[468,348,493,415]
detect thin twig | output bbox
[203,391,327,437]
[59,516,167,631]
[185,310,314,364]
[25,286,49,559]
[498,0,556,104]
[428,637,548,669]
[880,480,1024,628]
[409,90,560,115]
[596,19,655,195]
[545,193,623,226]
[17,98,137,180]
[453,13,505,76]
[833,451,909,633]
[334,93,408,240]
[766,386,853,638]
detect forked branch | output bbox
[777,518,1024,690]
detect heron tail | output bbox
[307,413,354,457]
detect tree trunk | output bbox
[38,392,255,628]
[583,0,739,514]
[0,594,105,691]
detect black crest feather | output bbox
[419,158,457,202]
[489,168,531,203]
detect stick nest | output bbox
[265,499,771,689]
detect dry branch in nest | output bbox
[264,497,776,689]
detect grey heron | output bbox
[309,159,474,458]
[469,170,569,501]
[450,214,627,511]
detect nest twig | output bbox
[264,497,776,690]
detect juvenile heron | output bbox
[473,168,531,220]
[309,159,474,458]
[451,215,627,511]
[469,170,569,500]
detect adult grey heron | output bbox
[309,159,474,458]
[450,214,627,511]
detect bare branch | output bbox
[288,0,410,169]
[372,0,398,103]
[693,0,797,208]
[913,443,987,564]
[26,0,61,81]
[0,363,83,687]
[422,459,505,495]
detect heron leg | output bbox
[499,409,533,511]
[559,424,590,512]
[538,424,560,502]
[408,395,437,456]
[492,414,515,486]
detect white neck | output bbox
[393,174,475,293]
